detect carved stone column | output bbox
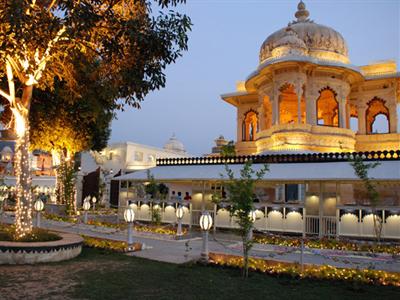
[258,93,266,131]
[338,86,350,128]
[237,111,244,141]
[389,103,398,133]
[357,103,367,134]
[272,87,280,125]
[306,89,317,125]
[296,84,303,124]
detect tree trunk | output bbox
[242,234,249,278]
[372,208,383,244]
[55,150,76,216]
[14,85,33,239]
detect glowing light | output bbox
[199,212,213,231]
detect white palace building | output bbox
[110,2,400,239]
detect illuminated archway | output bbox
[242,110,258,141]
[349,104,358,132]
[278,83,305,124]
[366,98,390,134]
[316,88,339,127]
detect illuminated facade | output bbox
[110,2,400,240]
[222,1,400,155]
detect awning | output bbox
[113,161,400,182]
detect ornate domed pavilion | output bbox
[164,134,187,155]
[222,1,400,154]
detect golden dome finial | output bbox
[295,1,310,22]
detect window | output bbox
[285,184,299,202]
[148,154,155,163]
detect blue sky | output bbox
[109,0,400,155]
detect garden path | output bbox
[2,213,399,272]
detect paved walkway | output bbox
[2,213,399,272]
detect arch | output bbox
[242,110,259,141]
[349,104,358,132]
[278,83,305,124]
[366,97,390,134]
[316,87,339,127]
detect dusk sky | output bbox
[109,0,400,156]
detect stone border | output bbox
[0,232,83,264]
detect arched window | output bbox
[316,88,339,127]
[349,104,358,132]
[366,98,389,134]
[278,83,305,124]
[242,110,258,141]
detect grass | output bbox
[0,224,61,242]
[73,248,400,299]
[1,247,399,299]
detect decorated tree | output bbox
[222,161,268,278]
[349,155,382,243]
[0,0,191,238]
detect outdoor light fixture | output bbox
[199,211,213,262]
[124,207,135,246]
[92,196,97,211]
[176,205,185,237]
[248,210,257,223]
[34,199,44,228]
[248,210,257,240]
[83,200,91,223]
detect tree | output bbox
[0,1,191,238]
[29,86,113,215]
[349,155,382,243]
[222,161,268,278]
[220,140,236,157]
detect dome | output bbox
[164,134,186,154]
[259,1,349,64]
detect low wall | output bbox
[0,232,83,265]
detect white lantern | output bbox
[84,196,90,202]
[176,206,185,219]
[83,201,91,211]
[124,207,135,223]
[34,199,44,212]
[92,196,97,203]
[248,210,257,223]
[199,212,213,231]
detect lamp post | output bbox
[124,207,135,247]
[92,196,97,211]
[248,210,256,241]
[176,205,185,237]
[83,200,90,223]
[199,211,213,262]
[34,198,45,228]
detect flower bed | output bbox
[254,235,400,255]
[209,252,400,287]
[83,236,141,253]
[44,213,78,224]
[0,224,61,242]
[86,220,187,236]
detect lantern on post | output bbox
[82,200,91,223]
[176,205,185,237]
[199,211,213,262]
[248,210,257,240]
[92,196,97,211]
[34,198,45,228]
[124,207,135,246]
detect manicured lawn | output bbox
[0,247,399,300]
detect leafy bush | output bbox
[254,235,400,255]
